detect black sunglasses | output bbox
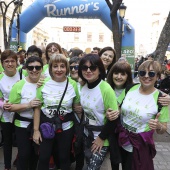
[81,65,97,72]
[139,71,156,77]
[70,65,79,70]
[27,66,42,71]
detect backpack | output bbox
[120,83,163,113]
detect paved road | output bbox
[0,134,170,170]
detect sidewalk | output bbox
[0,141,170,170]
[0,106,169,170]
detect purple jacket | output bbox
[118,125,156,170]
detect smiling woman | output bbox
[0,49,26,170]
[32,53,81,170]
[8,56,43,170]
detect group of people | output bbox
[0,42,169,170]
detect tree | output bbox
[0,0,23,49]
[154,11,170,63]
[105,0,123,60]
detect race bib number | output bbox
[46,106,65,117]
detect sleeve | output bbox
[69,78,80,104]
[9,81,22,104]
[99,82,118,140]
[159,106,170,123]
[36,86,43,103]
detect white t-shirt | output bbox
[9,78,37,128]
[0,71,24,122]
[80,80,118,146]
[37,77,80,131]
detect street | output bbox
[0,132,170,170]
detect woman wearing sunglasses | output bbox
[8,56,43,170]
[78,53,118,169]
[115,60,169,170]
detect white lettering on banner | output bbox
[44,2,99,17]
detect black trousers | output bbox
[15,126,38,170]
[121,147,133,170]
[1,122,13,169]
[38,126,74,170]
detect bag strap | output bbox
[55,78,69,116]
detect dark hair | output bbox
[93,47,100,52]
[69,56,80,65]
[107,61,133,89]
[98,46,116,73]
[27,45,42,58]
[1,49,17,63]
[25,56,43,68]
[45,42,63,63]
[78,53,105,82]
[71,49,83,58]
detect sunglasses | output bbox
[70,65,79,70]
[139,71,156,77]
[27,66,42,71]
[81,65,97,72]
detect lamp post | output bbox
[119,3,127,49]
[14,0,23,52]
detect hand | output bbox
[73,105,83,114]
[106,108,119,121]
[149,113,160,130]
[91,136,104,154]
[36,77,45,88]
[33,130,42,145]
[3,100,12,111]
[29,99,41,108]
[158,93,170,106]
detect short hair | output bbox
[25,56,43,68]
[138,60,161,78]
[107,61,133,89]
[98,46,117,73]
[78,53,105,82]
[27,45,42,58]
[49,54,69,78]
[45,42,63,63]
[1,49,17,63]
[93,47,100,52]
[18,49,26,54]
[69,56,80,65]
[71,49,83,58]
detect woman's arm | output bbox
[73,103,83,119]
[9,99,42,112]
[33,107,42,145]
[158,92,170,106]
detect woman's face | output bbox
[70,62,79,81]
[113,72,128,89]
[82,60,100,83]
[52,62,67,82]
[100,50,114,69]
[26,61,42,83]
[47,45,60,58]
[2,56,17,76]
[139,65,158,89]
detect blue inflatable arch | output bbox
[11,0,135,68]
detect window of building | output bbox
[74,33,79,42]
[87,33,92,42]
[99,33,104,42]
